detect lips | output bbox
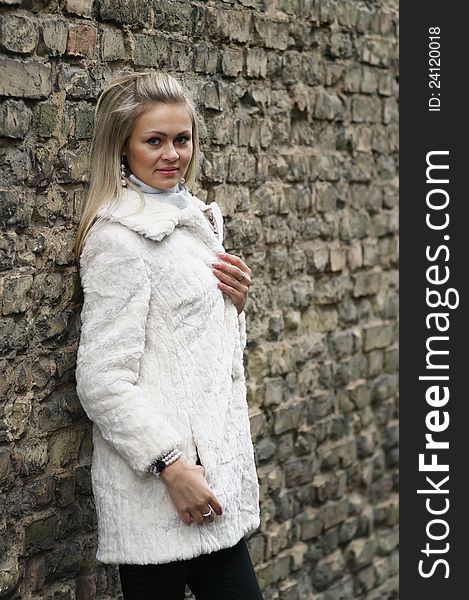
[158,168,178,173]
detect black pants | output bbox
[118,538,264,600]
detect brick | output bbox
[48,429,81,468]
[0,563,22,598]
[0,147,35,186]
[1,275,33,314]
[339,210,371,240]
[0,99,32,139]
[329,243,346,272]
[363,322,394,351]
[308,390,333,420]
[337,4,358,28]
[371,373,397,403]
[315,275,349,304]
[384,346,398,373]
[255,438,277,462]
[383,97,398,124]
[328,30,354,60]
[343,66,362,92]
[353,270,382,297]
[73,103,94,139]
[320,497,349,529]
[298,507,323,540]
[100,27,127,61]
[221,46,243,77]
[99,0,152,27]
[361,37,394,67]
[346,537,379,571]
[378,70,394,96]
[65,0,94,18]
[249,408,267,441]
[154,0,195,37]
[285,456,317,487]
[256,561,274,590]
[193,41,218,74]
[0,446,11,481]
[57,64,97,99]
[313,549,346,591]
[361,67,379,94]
[0,14,39,54]
[246,47,267,78]
[133,34,168,68]
[351,95,381,123]
[228,153,256,183]
[37,102,56,138]
[208,8,252,43]
[263,377,285,407]
[347,240,363,270]
[314,89,345,121]
[39,19,68,56]
[36,388,81,433]
[0,58,52,98]
[19,438,48,475]
[55,144,89,183]
[67,23,97,58]
[377,526,399,555]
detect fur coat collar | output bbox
[96,184,225,252]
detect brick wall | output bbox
[0,1,399,598]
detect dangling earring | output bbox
[121,156,127,187]
[180,177,186,185]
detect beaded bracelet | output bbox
[148,449,183,478]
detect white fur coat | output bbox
[75,184,261,564]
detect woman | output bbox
[74,72,263,599]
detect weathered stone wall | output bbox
[0,0,399,598]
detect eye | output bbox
[146,136,191,146]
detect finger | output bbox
[201,505,215,522]
[216,252,251,275]
[212,262,252,285]
[210,498,223,516]
[213,267,251,289]
[181,511,193,525]
[217,282,245,304]
[215,252,252,278]
[192,510,205,525]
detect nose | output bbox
[161,142,179,161]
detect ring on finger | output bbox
[202,506,214,518]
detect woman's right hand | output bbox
[160,458,223,526]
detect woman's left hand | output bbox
[212,252,252,315]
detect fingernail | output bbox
[217,252,226,256]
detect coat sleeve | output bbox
[237,310,247,352]
[75,228,184,475]
[210,202,248,352]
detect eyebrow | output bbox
[143,130,192,136]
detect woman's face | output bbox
[123,102,193,189]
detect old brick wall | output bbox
[0,0,399,598]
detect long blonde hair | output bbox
[74,71,201,263]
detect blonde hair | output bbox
[74,71,201,263]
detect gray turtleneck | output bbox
[128,173,180,195]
